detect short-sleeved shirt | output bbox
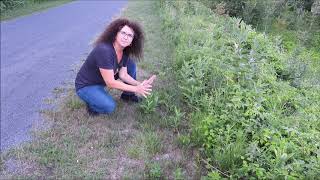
[75,43,128,91]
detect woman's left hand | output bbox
[145,75,156,85]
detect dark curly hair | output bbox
[94,18,145,60]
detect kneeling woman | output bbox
[75,18,156,115]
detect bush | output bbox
[0,0,52,12]
[159,1,320,178]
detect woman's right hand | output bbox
[135,81,152,97]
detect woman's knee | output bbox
[77,85,117,114]
[98,100,116,114]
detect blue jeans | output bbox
[76,59,136,114]
[123,59,136,96]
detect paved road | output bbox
[1,0,128,151]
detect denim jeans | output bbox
[123,59,136,96]
[76,59,136,114]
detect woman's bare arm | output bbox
[99,68,152,97]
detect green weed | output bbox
[66,96,83,111]
[127,145,142,159]
[139,92,159,114]
[173,167,185,180]
[175,134,191,148]
[146,162,162,179]
[145,131,163,156]
[126,131,163,159]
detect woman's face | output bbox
[115,25,134,48]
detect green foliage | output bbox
[1,0,26,12]
[203,171,222,180]
[127,131,163,159]
[309,30,320,51]
[175,134,191,148]
[276,30,299,51]
[144,131,163,155]
[164,106,184,131]
[199,0,320,58]
[66,96,83,111]
[173,168,185,180]
[159,0,320,179]
[146,162,163,179]
[199,0,318,30]
[0,0,51,12]
[1,0,70,21]
[139,92,159,114]
[37,143,66,167]
[24,139,76,169]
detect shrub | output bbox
[0,0,53,13]
[159,0,320,178]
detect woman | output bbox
[75,18,156,115]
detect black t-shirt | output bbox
[75,43,128,91]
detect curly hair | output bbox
[94,18,145,60]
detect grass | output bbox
[0,1,199,179]
[1,0,73,21]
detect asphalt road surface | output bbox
[1,0,128,151]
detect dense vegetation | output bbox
[158,0,320,179]
[0,0,50,12]
[0,0,68,21]
[200,0,320,58]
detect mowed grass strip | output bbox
[1,1,199,179]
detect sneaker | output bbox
[86,104,98,116]
[120,94,142,103]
